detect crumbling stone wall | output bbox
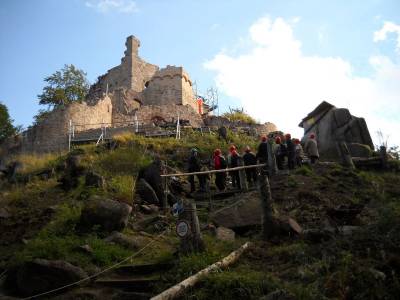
[86,36,158,104]
[143,66,197,111]
[18,97,112,153]
[136,104,203,128]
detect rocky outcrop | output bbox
[104,231,141,250]
[79,197,132,232]
[15,259,87,297]
[210,191,263,230]
[85,171,105,188]
[299,101,374,158]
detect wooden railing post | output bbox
[258,172,275,239]
[238,157,248,191]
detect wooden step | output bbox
[112,291,154,300]
[115,262,174,275]
[95,276,159,292]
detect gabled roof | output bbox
[298,101,335,127]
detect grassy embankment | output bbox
[0,131,399,299]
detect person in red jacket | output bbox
[213,149,227,191]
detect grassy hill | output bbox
[0,131,399,299]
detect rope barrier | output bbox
[161,163,266,177]
[21,229,170,300]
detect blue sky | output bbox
[1,0,399,145]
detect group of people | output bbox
[187,133,319,193]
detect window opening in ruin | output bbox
[144,81,150,88]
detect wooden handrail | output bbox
[161,163,266,177]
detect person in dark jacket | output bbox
[256,136,269,163]
[243,146,257,186]
[275,136,287,170]
[213,148,227,191]
[228,145,241,189]
[187,148,203,193]
[285,133,296,170]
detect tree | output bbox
[38,64,90,108]
[0,102,16,143]
[33,109,53,125]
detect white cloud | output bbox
[85,0,138,14]
[205,17,400,147]
[373,21,400,52]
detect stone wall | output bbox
[135,104,203,127]
[143,66,197,111]
[87,36,158,104]
[17,97,112,153]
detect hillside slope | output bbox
[0,132,399,299]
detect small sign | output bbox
[176,220,190,238]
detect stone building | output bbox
[9,35,204,153]
[299,101,374,158]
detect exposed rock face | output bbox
[85,171,105,188]
[59,153,86,190]
[215,227,235,242]
[104,231,141,250]
[79,197,132,232]
[210,191,263,229]
[15,259,87,296]
[299,101,374,158]
[136,178,160,205]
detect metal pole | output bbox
[68,120,72,152]
[163,161,169,213]
[176,113,180,139]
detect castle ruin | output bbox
[12,36,205,153]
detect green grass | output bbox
[294,165,313,176]
[11,203,132,269]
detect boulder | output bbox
[104,231,140,250]
[0,207,11,219]
[79,197,132,232]
[15,259,87,297]
[215,227,235,242]
[136,178,160,205]
[140,204,159,214]
[59,153,87,190]
[339,225,361,236]
[210,191,263,230]
[333,108,352,129]
[302,229,333,243]
[65,154,85,177]
[85,171,105,188]
[348,143,372,158]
